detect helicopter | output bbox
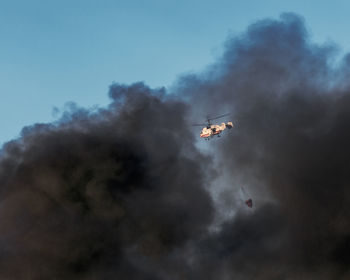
[193,113,233,140]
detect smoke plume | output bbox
[1,13,350,279]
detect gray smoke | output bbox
[0,12,350,279]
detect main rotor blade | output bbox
[192,123,208,126]
[207,113,231,121]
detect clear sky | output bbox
[0,0,349,145]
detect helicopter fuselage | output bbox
[200,122,233,139]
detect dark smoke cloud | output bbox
[178,13,350,279]
[1,12,350,279]
[0,83,214,279]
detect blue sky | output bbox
[0,0,349,145]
